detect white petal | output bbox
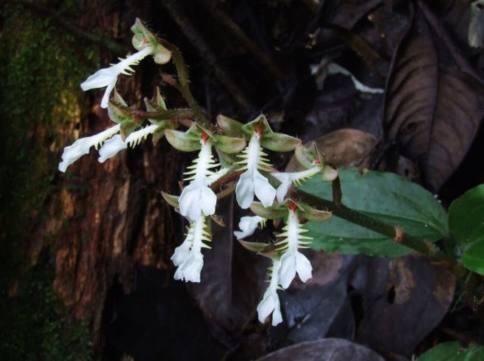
[179,183,201,221]
[295,252,313,283]
[100,81,116,108]
[257,289,279,323]
[179,182,216,221]
[272,172,292,203]
[200,187,217,216]
[278,251,312,288]
[98,135,127,163]
[253,171,276,207]
[271,302,283,326]
[174,251,204,283]
[278,251,297,289]
[235,171,255,209]
[58,124,121,172]
[171,240,192,267]
[58,138,92,172]
[234,216,264,240]
[81,67,118,91]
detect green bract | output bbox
[242,115,300,152]
[164,125,202,152]
[108,93,138,135]
[212,134,246,154]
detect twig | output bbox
[160,0,255,112]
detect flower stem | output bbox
[297,189,435,256]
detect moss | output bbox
[0,251,94,361]
[0,2,97,360]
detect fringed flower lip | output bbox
[235,131,276,209]
[272,165,322,203]
[172,215,211,283]
[275,201,313,289]
[58,124,121,172]
[81,46,154,108]
[178,133,219,222]
[257,257,283,326]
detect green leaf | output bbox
[448,185,484,275]
[261,132,301,152]
[449,185,484,246]
[299,168,449,257]
[306,217,411,257]
[417,342,484,361]
[461,241,484,275]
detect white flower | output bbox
[234,216,265,240]
[172,216,210,283]
[98,134,127,163]
[257,258,283,326]
[272,165,321,203]
[277,207,313,289]
[235,132,276,209]
[125,124,160,147]
[179,139,218,222]
[58,124,121,172]
[81,46,153,108]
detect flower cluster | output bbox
[58,19,337,328]
[234,202,314,326]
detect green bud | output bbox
[131,18,172,64]
[152,44,172,64]
[131,18,156,50]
